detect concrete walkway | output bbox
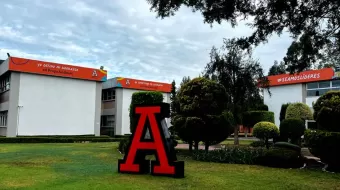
[176,144,219,150]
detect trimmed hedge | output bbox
[192,146,304,168]
[256,147,304,168]
[242,111,275,128]
[129,91,164,134]
[0,137,123,143]
[285,103,313,121]
[192,147,267,164]
[279,103,291,122]
[249,140,273,148]
[273,142,301,152]
[312,91,340,132]
[304,129,340,172]
[279,118,306,144]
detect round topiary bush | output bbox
[285,103,313,121]
[313,91,340,132]
[279,118,306,144]
[242,111,275,128]
[253,121,280,148]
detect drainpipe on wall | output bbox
[16,105,23,136]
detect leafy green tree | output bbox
[146,0,340,73]
[203,38,267,145]
[174,77,232,152]
[268,60,286,76]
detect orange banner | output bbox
[115,77,171,93]
[8,57,107,81]
[267,68,336,86]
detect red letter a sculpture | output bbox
[118,103,184,178]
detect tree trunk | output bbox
[189,140,193,152]
[265,138,269,149]
[245,127,248,138]
[194,141,199,151]
[205,142,210,153]
[234,125,239,145]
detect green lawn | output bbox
[0,143,339,190]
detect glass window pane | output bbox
[332,80,340,87]
[307,90,318,96]
[318,81,330,88]
[319,89,330,96]
[307,82,318,89]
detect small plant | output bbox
[279,118,306,145]
[253,122,279,149]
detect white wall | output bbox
[306,96,319,113]
[17,73,97,136]
[115,88,171,135]
[264,84,303,127]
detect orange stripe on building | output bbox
[267,68,337,86]
[8,57,107,81]
[116,77,171,93]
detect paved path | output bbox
[176,144,219,150]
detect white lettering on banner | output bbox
[136,81,164,87]
[277,73,321,83]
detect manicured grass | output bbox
[0,143,339,190]
[220,139,255,146]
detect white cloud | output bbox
[0,0,293,84]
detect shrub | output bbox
[253,122,279,148]
[249,140,273,148]
[279,118,306,144]
[249,104,269,111]
[279,103,291,122]
[256,147,304,168]
[118,138,130,154]
[273,142,301,152]
[242,111,275,128]
[304,129,340,172]
[129,91,164,133]
[312,91,340,132]
[285,103,313,121]
[192,146,267,165]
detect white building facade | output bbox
[263,67,340,127]
[0,57,107,137]
[101,77,171,136]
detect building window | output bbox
[0,75,10,93]
[102,89,115,101]
[0,111,8,127]
[100,115,115,127]
[306,80,340,97]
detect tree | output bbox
[203,38,267,145]
[170,80,178,126]
[285,102,313,121]
[146,0,340,73]
[253,121,280,149]
[174,77,232,152]
[268,60,286,76]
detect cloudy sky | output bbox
[0,0,293,84]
